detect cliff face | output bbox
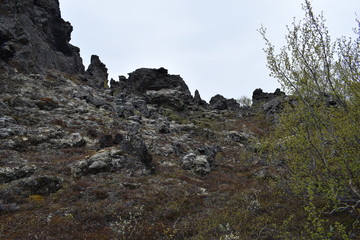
[0,0,84,74]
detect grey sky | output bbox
[59,0,359,101]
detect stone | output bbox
[252,88,286,118]
[86,96,108,108]
[0,0,84,74]
[99,135,114,149]
[68,133,86,147]
[88,160,108,172]
[181,153,211,175]
[145,89,192,111]
[125,68,190,94]
[19,175,63,195]
[120,135,153,167]
[0,116,27,137]
[85,55,109,89]
[0,165,37,184]
[194,90,207,106]
[209,94,240,111]
[196,145,221,167]
[69,148,153,177]
[226,131,250,144]
[252,88,285,106]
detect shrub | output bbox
[259,0,360,238]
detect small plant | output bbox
[28,194,44,203]
[237,95,252,108]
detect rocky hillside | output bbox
[0,1,297,239]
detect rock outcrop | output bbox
[194,89,207,106]
[0,0,84,74]
[209,94,240,111]
[85,55,109,89]
[252,88,286,117]
[111,67,195,111]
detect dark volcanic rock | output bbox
[0,0,84,74]
[194,90,207,106]
[19,175,63,195]
[126,68,190,94]
[252,88,286,118]
[209,94,240,111]
[120,135,153,167]
[252,88,285,105]
[114,68,194,111]
[85,55,109,89]
[98,134,123,149]
[145,89,193,111]
[0,165,37,184]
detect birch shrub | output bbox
[259,1,359,238]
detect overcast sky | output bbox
[59,0,359,101]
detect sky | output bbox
[59,0,359,101]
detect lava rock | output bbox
[181,153,211,175]
[252,88,286,118]
[0,165,37,184]
[145,89,193,111]
[19,175,63,195]
[194,89,207,106]
[120,135,153,167]
[98,134,123,149]
[125,68,191,95]
[85,55,109,89]
[209,94,240,111]
[0,0,84,74]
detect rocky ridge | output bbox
[0,1,289,239]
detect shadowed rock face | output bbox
[125,68,192,95]
[209,94,240,111]
[85,55,109,89]
[0,0,84,74]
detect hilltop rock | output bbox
[252,88,286,117]
[125,68,191,94]
[194,90,208,106]
[85,55,109,89]
[252,88,285,105]
[0,0,84,74]
[112,68,194,111]
[209,94,240,111]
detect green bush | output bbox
[259,0,360,238]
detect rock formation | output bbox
[0,0,84,74]
[85,55,109,89]
[252,88,286,118]
[209,94,240,111]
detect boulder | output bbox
[181,145,221,175]
[120,135,153,167]
[181,153,211,175]
[209,94,240,111]
[0,165,37,184]
[18,175,63,195]
[71,135,153,176]
[98,133,123,149]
